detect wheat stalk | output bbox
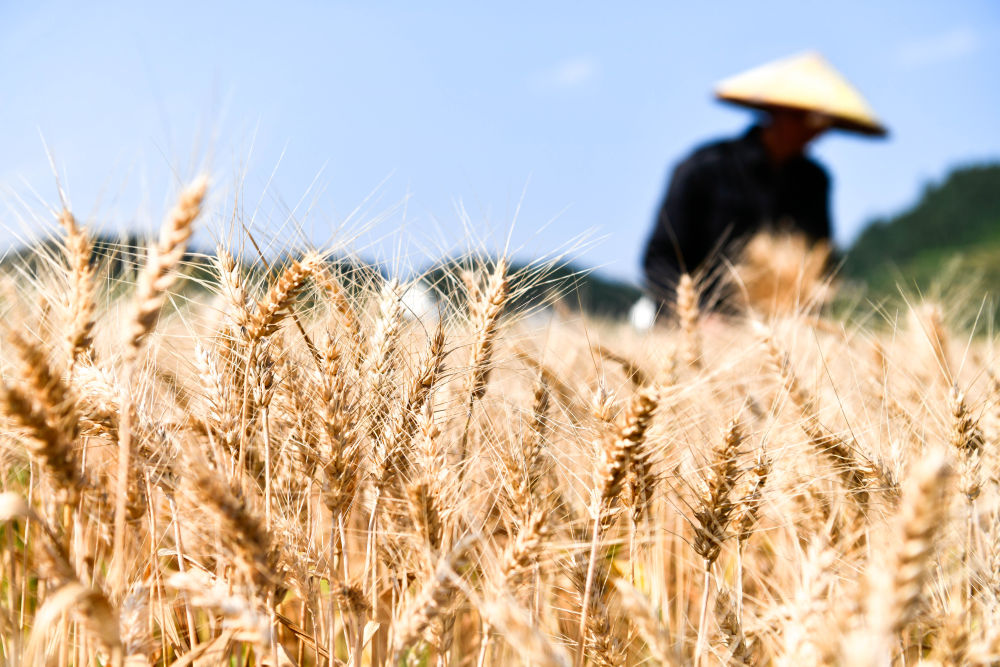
[577,385,658,667]
[114,176,207,599]
[692,418,744,666]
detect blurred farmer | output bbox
[642,52,886,308]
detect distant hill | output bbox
[1,232,644,319]
[844,163,1000,306]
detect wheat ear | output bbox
[187,461,276,590]
[458,258,510,464]
[677,273,701,367]
[693,418,744,566]
[318,333,361,519]
[1,332,84,503]
[505,372,551,517]
[863,453,950,661]
[950,384,984,503]
[126,175,207,355]
[378,317,447,490]
[58,208,98,366]
[626,426,658,526]
[246,253,322,342]
[363,278,403,440]
[577,385,658,667]
[500,508,549,589]
[214,248,252,331]
[596,385,659,519]
[950,384,983,619]
[693,418,744,666]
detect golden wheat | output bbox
[0,181,993,667]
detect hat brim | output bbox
[716,94,888,138]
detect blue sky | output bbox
[1,1,998,281]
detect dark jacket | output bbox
[643,125,831,304]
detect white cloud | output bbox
[532,57,599,90]
[895,27,982,69]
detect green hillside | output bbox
[844,163,1000,305]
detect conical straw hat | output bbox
[714,51,887,137]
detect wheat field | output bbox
[0,176,997,666]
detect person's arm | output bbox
[643,156,712,303]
